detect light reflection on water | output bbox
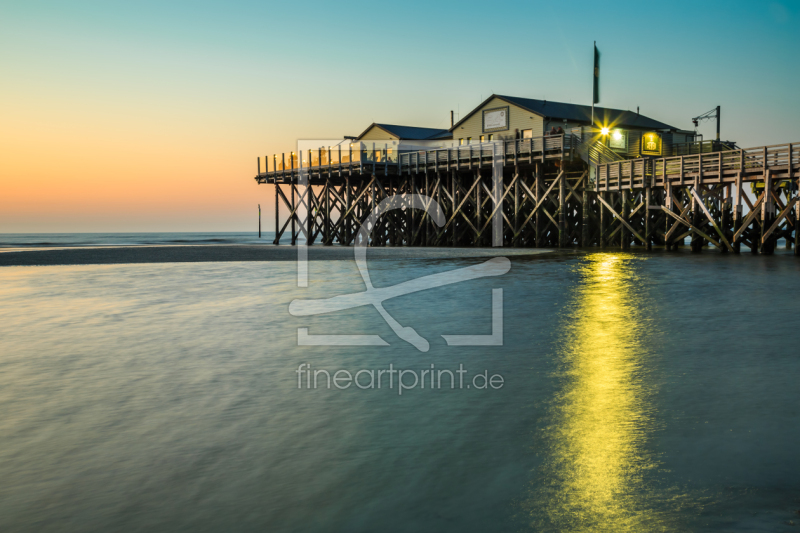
[529,254,666,531]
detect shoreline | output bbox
[0,245,555,267]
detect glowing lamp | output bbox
[612,130,623,141]
[601,127,610,136]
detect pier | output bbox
[254,93,798,256]
[255,134,799,256]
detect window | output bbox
[467,137,472,143]
[459,138,464,145]
[522,129,532,139]
[488,134,494,141]
[609,129,627,150]
[480,135,485,142]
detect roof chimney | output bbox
[450,110,454,128]
[637,106,640,115]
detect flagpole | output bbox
[592,41,597,131]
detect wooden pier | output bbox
[255,135,800,255]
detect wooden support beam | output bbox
[452,171,457,247]
[762,198,798,244]
[345,177,351,245]
[597,195,646,244]
[410,174,441,245]
[370,177,376,246]
[273,184,280,244]
[478,173,521,235]
[621,190,630,249]
[514,166,520,246]
[732,172,743,253]
[599,192,608,247]
[328,178,375,243]
[660,206,724,250]
[475,170,481,247]
[515,171,559,240]
[761,170,775,254]
[690,183,704,252]
[559,171,567,248]
[690,187,734,252]
[645,186,652,250]
[720,184,731,253]
[436,172,482,238]
[302,183,315,245]
[324,178,331,245]
[535,166,543,247]
[733,192,765,242]
[275,185,307,243]
[291,181,297,245]
[796,178,800,256]
[582,188,590,247]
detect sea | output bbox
[0,233,799,532]
[0,232,275,249]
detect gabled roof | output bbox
[451,94,681,132]
[357,123,452,141]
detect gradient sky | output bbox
[1,0,798,232]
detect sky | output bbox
[1,0,798,232]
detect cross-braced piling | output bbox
[256,134,800,256]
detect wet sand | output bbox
[0,245,554,266]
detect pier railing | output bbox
[397,134,574,173]
[596,142,799,191]
[670,139,739,156]
[257,134,578,181]
[260,142,401,174]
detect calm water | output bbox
[1,246,799,532]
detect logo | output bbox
[640,132,662,156]
[289,195,508,352]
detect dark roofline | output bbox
[356,122,452,141]
[450,94,682,132]
[355,123,397,140]
[450,94,499,132]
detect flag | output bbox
[592,42,600,105]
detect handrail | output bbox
[574,137,626,166]
[596,141,800,191]
[671,139,739,156]
[258,134,576,176]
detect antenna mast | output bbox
[692,106,721,141]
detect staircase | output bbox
[570,128,627,166]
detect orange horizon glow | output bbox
[2,2,797,233]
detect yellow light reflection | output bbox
[530,254,661,532]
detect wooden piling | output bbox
[581,188,590,247]
[599,192,607,248]
[535,166,543,247]
[514,166,520,246]
[733,173,742,253]
[621,190,630,250]
[273,184,280,245]
[795,179,800,256]
[761,170,774,255]
[645,186,652,250]
[558,172,566,248]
